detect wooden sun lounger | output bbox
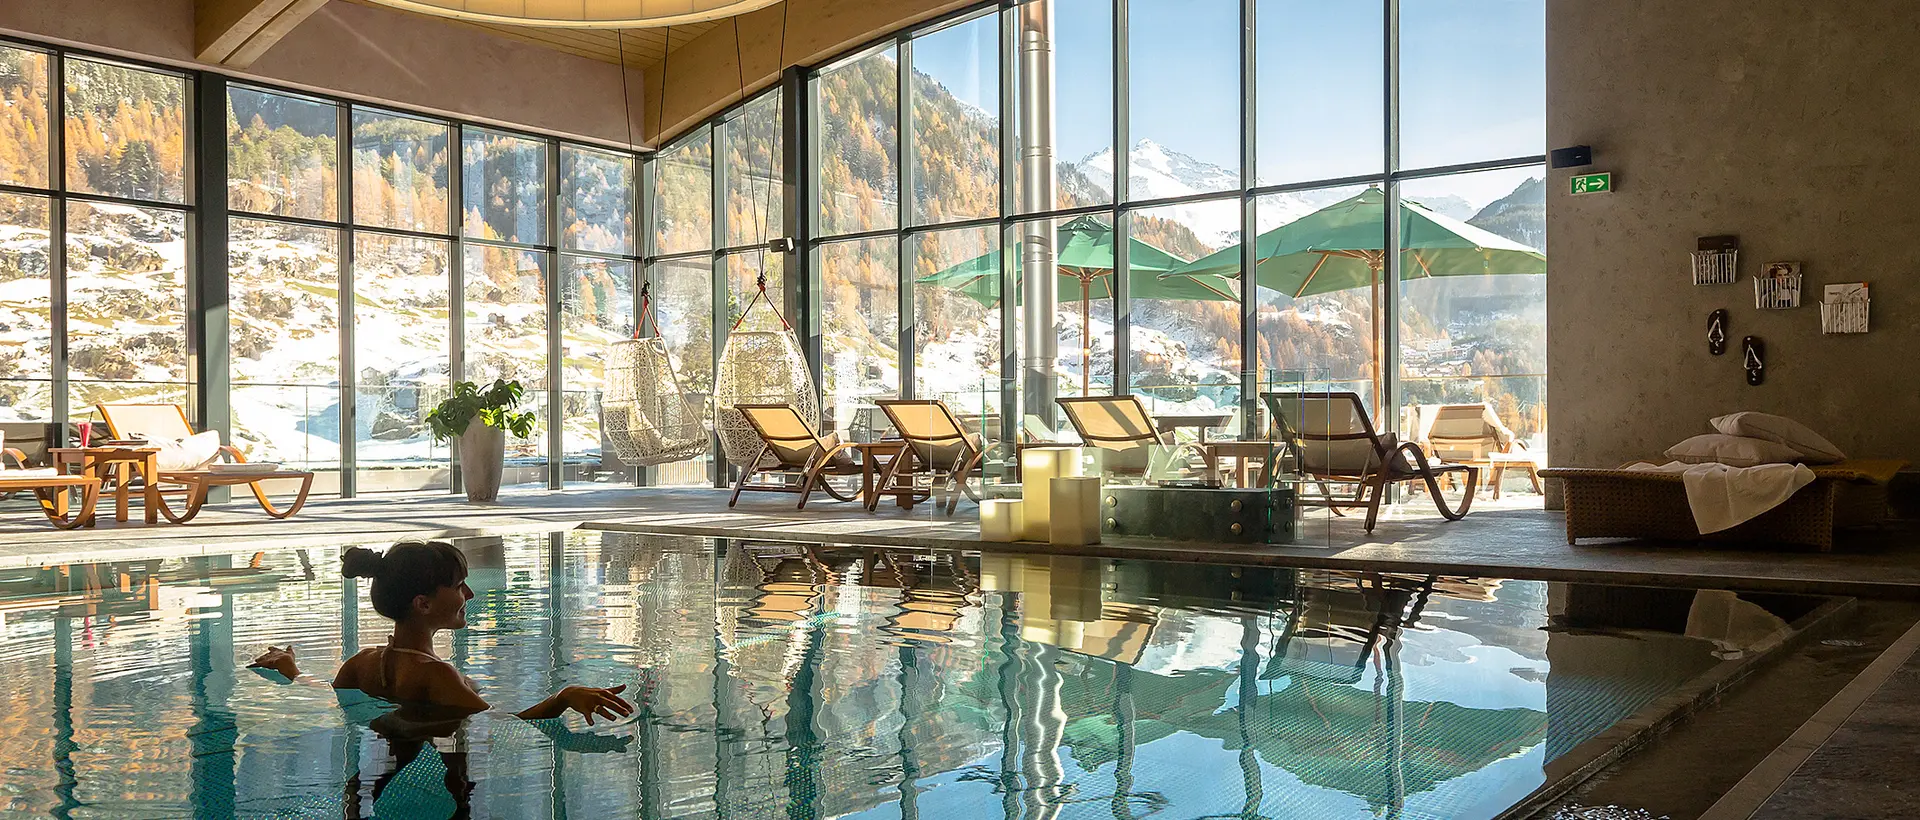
[0,473,101,530]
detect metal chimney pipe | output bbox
[1018,0,1059,424]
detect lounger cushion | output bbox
[156,430,223,472]
[1664,433,1801,468]
[1711,412,1845,463]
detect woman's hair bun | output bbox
[341,546,384,579]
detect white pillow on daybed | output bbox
[1710,412,1845,463]
[1663,433,1801,468]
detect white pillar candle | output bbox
[1049,476,1103,546]
[1020,446,1084,541]
[978,498,1024,543]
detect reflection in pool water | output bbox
[0,532,1805,819]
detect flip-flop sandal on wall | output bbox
[1708,309,1728,355]
[1744,336,1765,385]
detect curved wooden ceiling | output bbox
[341,0,723,69]
[359,0,776,29]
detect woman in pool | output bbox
[251,540,632,724]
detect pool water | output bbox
[0,531,1816,819]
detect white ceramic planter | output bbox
[457,420,505,502]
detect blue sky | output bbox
[910,0,1545,207]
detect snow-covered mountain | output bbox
[1067,140,1355,249]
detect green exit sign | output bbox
[1570,172,1613,195]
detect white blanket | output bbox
[1626,461,1816,534]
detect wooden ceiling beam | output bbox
[196,0,331,68]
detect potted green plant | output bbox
[427,379,537,502]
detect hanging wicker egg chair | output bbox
[713,273,819,465]
[601,283,712,466]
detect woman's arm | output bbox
[515,685,633,724]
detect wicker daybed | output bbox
[1541,459,1906,552]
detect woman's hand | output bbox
[555,685,632,725]
[248,646,299,680]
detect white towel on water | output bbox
[1626,461,1817,534]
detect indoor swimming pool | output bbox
[0,530,1822,819]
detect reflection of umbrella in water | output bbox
[1165,187,1546,408]
[917,215,1237,394]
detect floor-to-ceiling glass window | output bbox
[645,125,718,485]
[226,86,342,487]
[1,46,195,432]
[559,144,639,486]
[1396,0,1548,480]
[63,57,193,416]
[461,127,551,488]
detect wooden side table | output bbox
[49,446,162,525]
[1205,440,1280,488]
[855,441,922,511]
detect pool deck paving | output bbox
[4,485,1920,598]
[1703,618,1920,820]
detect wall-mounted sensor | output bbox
[1550,145,1593,169]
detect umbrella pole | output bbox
[1371,264,1382,413]
[1081,278,1092,396]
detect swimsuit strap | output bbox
[369,641,449,691]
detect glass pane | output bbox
[645,258,713,486]
[818,238,898,439]
[1011,0,1113,213]
[227,86,338,220]
[560,254,634,485]
[0,46,51,188]
[724,250,785,331]
[911,14,999,224]
[0,193,52,421]
[560,145,635,255]
[911,226,1000,442]
[461,128,549,244]
[816,47,899,236]
[1257,0,1384,185]
[352,109,451,233]
[1253,185,1376,420]
[1398,167,1546,466]
[650,128,713,255]
[353,232,450,492]
[463,245,549,485]
[65,201,189,411]
[63,59,188,203]
[1127,0,1239,199]
[1399,0,1546,170]
[229,217,340,473]
[1126,199,1241,423]
[720,90,782,247]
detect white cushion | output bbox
[155,431,223,472]
[1711,412,1845,464]
[1664,434,1801,468]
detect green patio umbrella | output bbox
[1164,187,1546,407]
[917,215,1236,393]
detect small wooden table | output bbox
[855,441,923,511]
[49,446,162,525]
[1206,440,1281,488]
[1154,413,1234,440]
